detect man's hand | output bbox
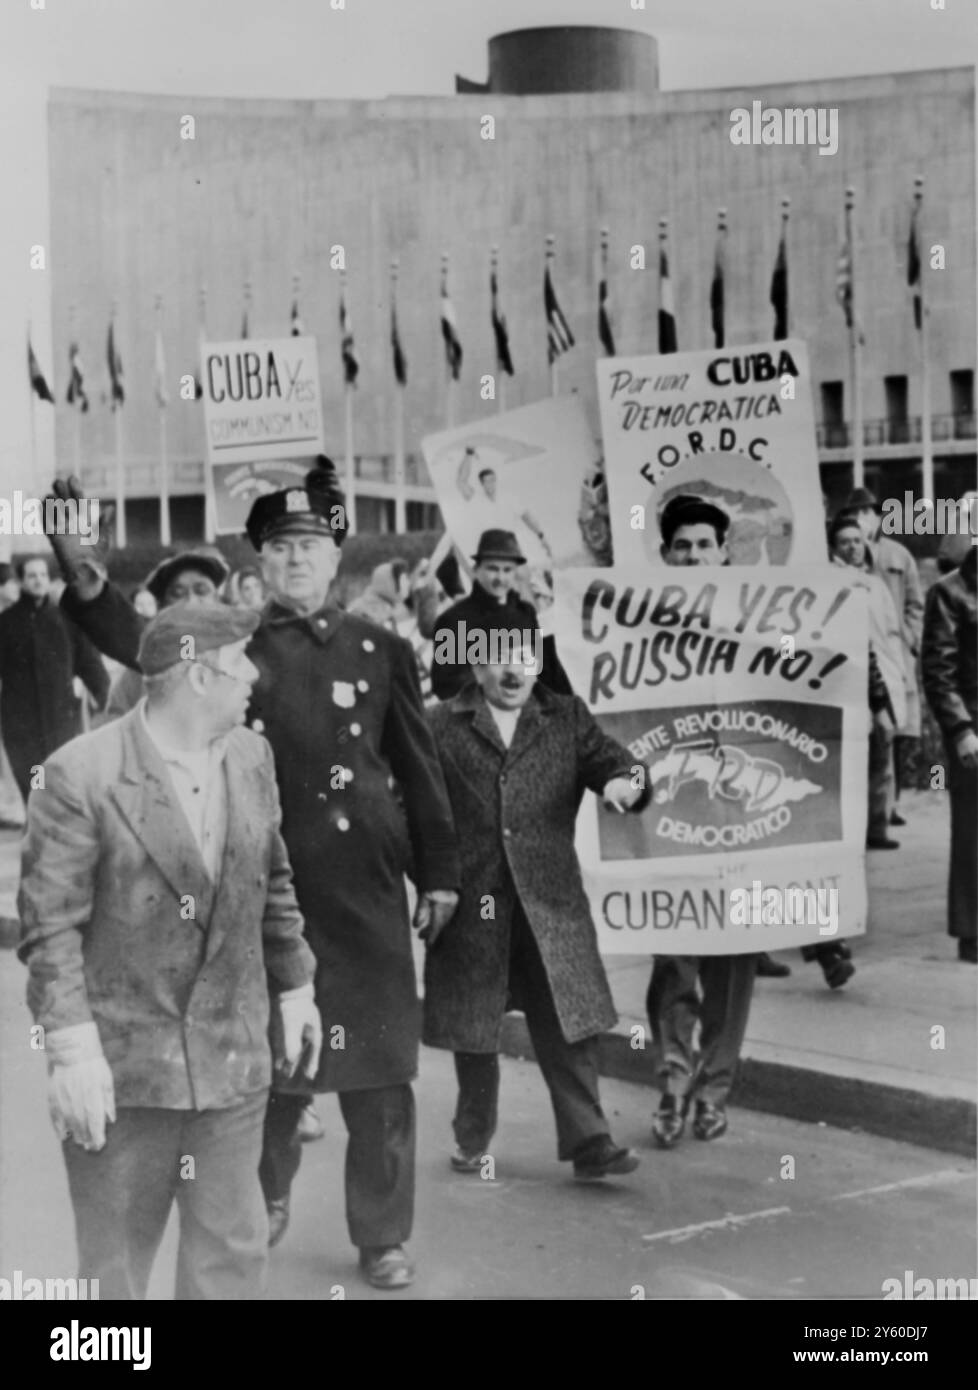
[953,728,978,771]
[274,984,323,1082]
[602,776,643,813]
[413,889,459,947]
[873,707,896,735]
[45,476,111,598]
[45,1022,116,1152]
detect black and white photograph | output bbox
[0,0,975,1339]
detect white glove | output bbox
[602,776,643,813]
[275,984,323,1081]
[45,1022,116,1152]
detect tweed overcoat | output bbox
[423,683,648,1052]
[17,708,315,1110]
[61,581,460,1093]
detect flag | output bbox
[770,229,788,340]
[491,268,514,375]
[440,277,463,380]
[711,230,726,349]
[907,202,922,330]
[154,325,169,407]
[835,238,853,328]
[290,299,304,337]
[658,246,677,354]
[598,270,615,357]
[544,264,574,364]
[340,293,359,386]
[28,340,54,403]
[391,302,407,387]
[107,321,124,408]
[66,341,89,413]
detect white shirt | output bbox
[486,701,521,749]
[140,700,229,882]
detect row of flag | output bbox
[28,189,930,409]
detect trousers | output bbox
[646,954,758,1105]
[868,721,895,839]
[259,1084,415,1250]
[452,907,609,1162]
[945,738,977,942]
[62,1091,268,1300]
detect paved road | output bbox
[1,951,973,1301]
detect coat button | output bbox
[317,792,328,802]
[318,619,328,629]
[350,722,362,736]
[337,817,350,832]
[252,719,265,734]
[362,639,375,652]
[503,827,512,838]
[343,768,354,783]
[357,679,369,692]
[500,773,507,784]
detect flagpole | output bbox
[914,176,934,503]
[547,235,558,396]
[27,321,38,490]
[156,294,170,547]
[111,301,127,549]
[69,303,81,480]
[339,270,357,536]
[442,252,458,428]
[392,258,407,533]
[200,285,216,543]
[713,210,726,349]
[846,187,865,489]
[780,196,790,336]
[492,245,506,414]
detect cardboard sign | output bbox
[200,337,324,535]
[597,339,827,568]
[553,565,869,954]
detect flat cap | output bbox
[245,455,348,551]
[137,601,260,676]
[144,547,230,603]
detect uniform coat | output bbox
[17,707,315,1110]
[0,594,109,794]
[423,684,647,1052]
[61,582,460,1093]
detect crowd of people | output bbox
[2,460,974,1298]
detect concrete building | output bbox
[47,25,975,545]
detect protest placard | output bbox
[200,337,324,535]
[553,565,869,954]
[596,339,827,568]
[421,397,610,575]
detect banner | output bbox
[553,565,869,954]
[596,339,827,568]
[201,337,324,535]
[421,397,611,575]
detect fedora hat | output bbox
[472,529,526,565]
[841,486,880,514]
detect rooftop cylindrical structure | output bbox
[487,26,658,95]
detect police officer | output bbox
[44,462,460,1291]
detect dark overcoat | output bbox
[61,582,460,1092]
[423,683,647,1052]
[0,594,108,790]
[430,581,572,700]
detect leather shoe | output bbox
[359,1245,415,1289]
[449,1146,485,1173]
[957,939,977,963]
[297,1102,325,1143]
[572,1134,640,1181]
[867,836,900,850]
[692,1100,728,1141]
[823,957,856,990]
[267,1197,290,1248]
[756,952,791,978]
[651,1093,688,1149]
[889,809,907,827]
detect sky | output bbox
[1,0,975,508]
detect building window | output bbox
[884,375,909,445]
[820,381,846,448]
[950,369,976,440]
